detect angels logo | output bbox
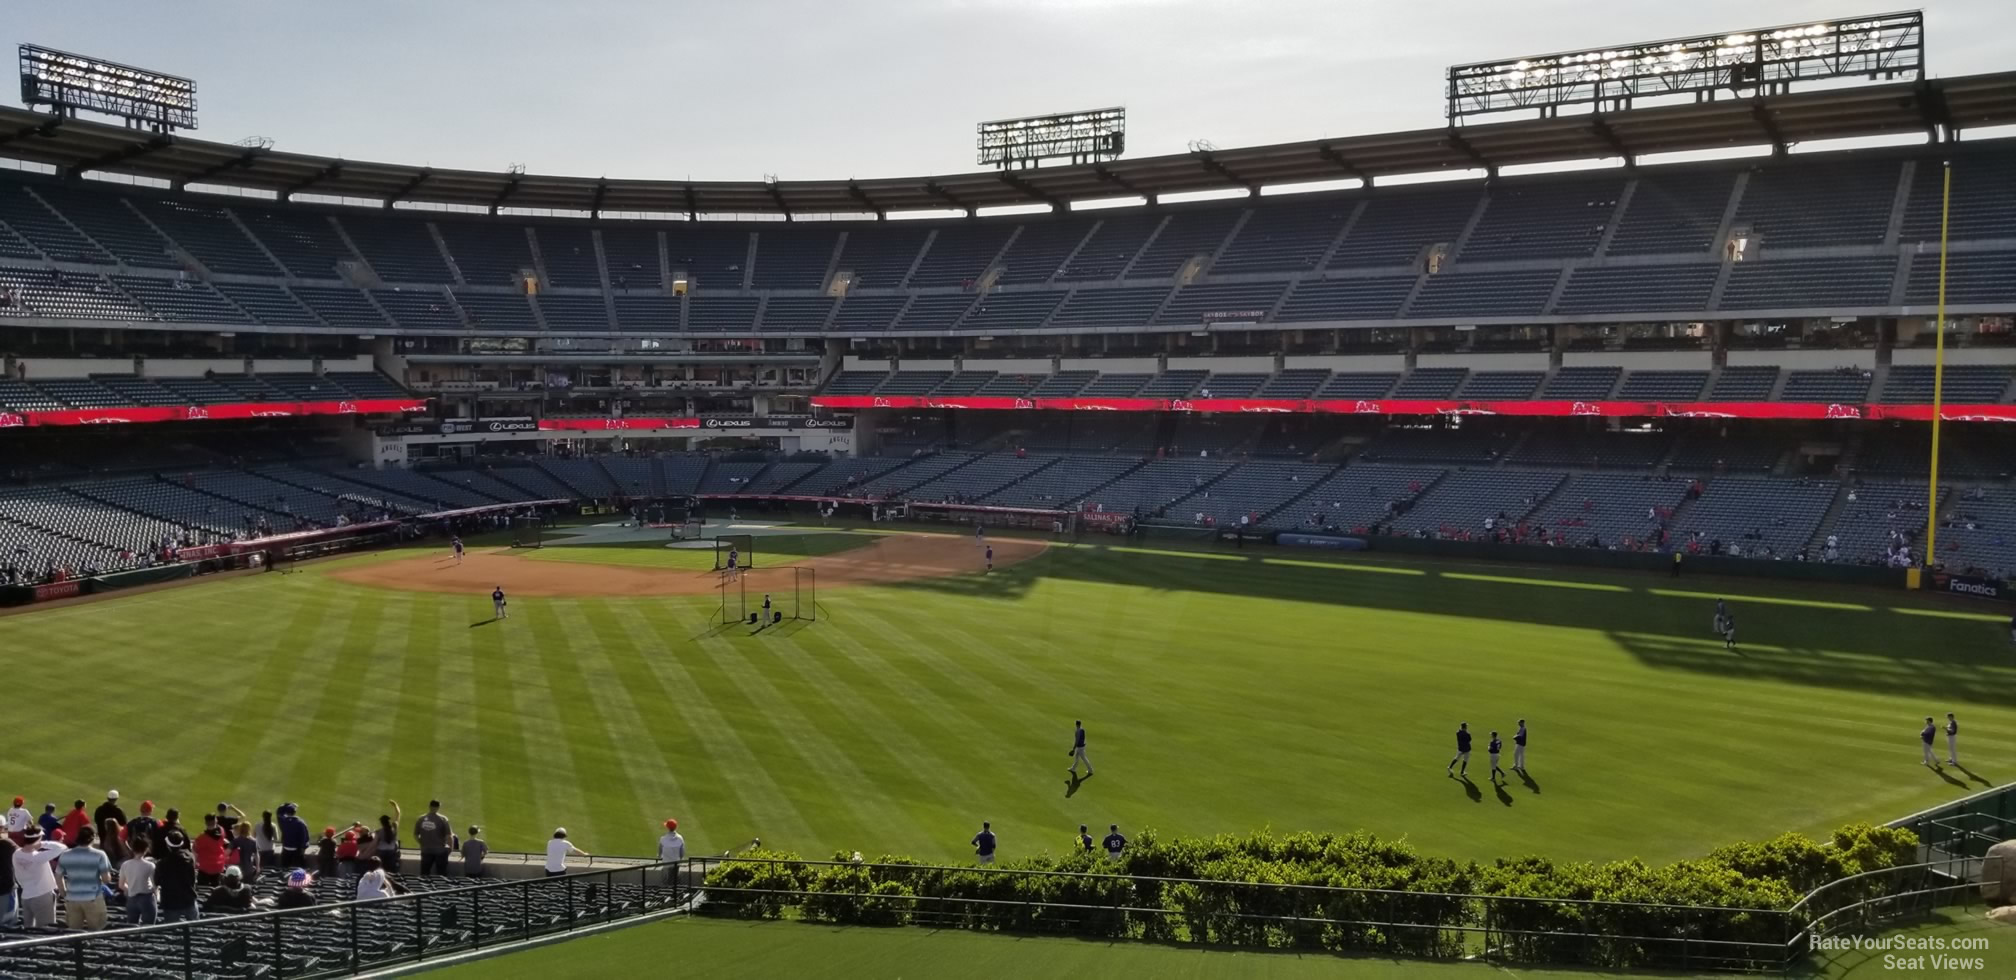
[1170,399,1196,412]
[337,401,359,414]
[1350,401,1381,414]
[603,419,630,430]
[1012,398,1035,410]
[871,397,892,408]
[1824,403,1862,419]
[0,412,23,428]
[184,406,210,421]
[1570,402,1602,417]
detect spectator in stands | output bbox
[278,804,310,869]
[55,826,111,931]
[338,828,364,875]
[157,830,200,923]
[0,834,16,929]
[194,822,230,886]
[415,800,454,876]
[5,796,28,845]
[315,827,341,878]
[355,856,402,901]
[119,835,157,925]
[230,822,260,881]
[204,865,255,914]
[276,870,317,910]
[99,818,130,867]
[59,801,90,841]
[657,819,685,885]
[461,826,488,878]
[545,828,588,877]
[13,827,65,929]
[215,801,246,836]
[376,801,405,872]
[92,790,125,831]
[125,801,158,850]
[254,811,278,872]
[155,807,184,851]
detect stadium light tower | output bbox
[18,44,198,132]
[978,107,1126,169]
[1446,11,1923,123]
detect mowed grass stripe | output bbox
[616,603,816,848]
[513,603,610,846]
[555,601,689,836]
[661,601,908,851]
[428,600,484,829]
[277,590,394,818]
[331,595,420,814]
[783,609,1085,836]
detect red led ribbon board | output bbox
[810,395,2016,423]
[535,417,701,431]
[0,399,427,428]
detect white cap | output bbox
[554,827,566,835]
[107,790,119,800]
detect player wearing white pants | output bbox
[492,586,508,621]
[1920,717,1938,766]
[1512,720,1527,772]
[1945,713,1960,765]
[1067,720,1092,776]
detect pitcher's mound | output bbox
[331,532,1046,597]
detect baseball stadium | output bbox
[1,7,2015,978]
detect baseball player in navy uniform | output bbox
[1102,824,1127,861]
[1077,825,1095,853]
[1944,713,1960,766]
[1720,612,1737,651]
[725,547,739,581]
[1512,720,1528,772]
[491,586,508,621]
[1446,723,1472,777]
[761,593,773,623]
[975,524,985,547]
[1487,731,1506,782]
[971,821,997,865]
[1920,716,1938,767]
[1067,720,1092,777]
[451,536,464,564]
[984,545,994,573]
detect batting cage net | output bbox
[717,566,817,627]
[511,516,545,549]
[712,534,756,571]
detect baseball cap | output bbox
[10,796,20,806]
[107,790,119,801]
[286,869,312,888]
[224,866,243,880]
[140,801,154,813]
[664,819,678,831]
[554,827,567,836]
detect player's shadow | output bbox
[1064,772,1090,798]
[1952,763,1991,786]
[1453,774,1482,803]
[1516,769,1541,794]
[1929,765,1966,787]
[1492,781,1514,807]
[468,618,497,628]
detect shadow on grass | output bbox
[878,543,2016,706]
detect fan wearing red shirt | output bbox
[193,826,231,886]
[59,800,90,843]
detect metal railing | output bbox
[0,860,687,979]
[684,856,1800,973]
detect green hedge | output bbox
[698,823,1918,970]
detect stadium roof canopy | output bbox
[1,72,2012,218]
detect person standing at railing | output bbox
[0,834,17,929]
[461,827,488,878]
[415,800,454,876]
[545,828,589,878]
[657,820,685,885]
[277,804,310,870]
[54,826,111,931]
[377,801,405,872]
[194,821,230,887]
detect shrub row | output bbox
[698,823,1919,970]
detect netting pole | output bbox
[1923,158,1951,570]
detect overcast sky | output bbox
[7,0,2008,183]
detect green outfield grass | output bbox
[523,528,876,571]
[424,912,2016,979]
[0,531,2010,870]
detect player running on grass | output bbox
[1487,731,1506,782]
[1446,723,1471,777]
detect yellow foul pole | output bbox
[1923,160,1951,568]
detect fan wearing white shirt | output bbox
[545,828,589,878]
[657,819,686,886]
[12,828,68,928]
